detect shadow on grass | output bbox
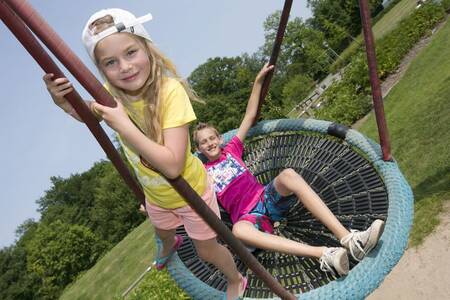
[413,166,450,203]
[409,167,450,247]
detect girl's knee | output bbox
[278,168,302,184]
[232,223,245,239]
[281,168,298,179]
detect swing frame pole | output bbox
[255,0,293,124]
[1,1,296,298]
[359,0,392,161]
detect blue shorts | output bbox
[241,180,297,233]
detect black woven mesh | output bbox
[176,132,388,297]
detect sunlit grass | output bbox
[359,19,450,246]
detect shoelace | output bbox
[319,249,337,276]
[341,230,366,261]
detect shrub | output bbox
[314,3,446,125]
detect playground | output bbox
[1,0,449,299]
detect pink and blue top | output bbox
[204,136,272,231]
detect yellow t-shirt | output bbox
[117,78,207,209]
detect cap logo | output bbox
[115,22,126,32]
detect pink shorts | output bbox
[145,180,220,241]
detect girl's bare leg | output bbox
[193,238,244,300]
[274,169,350,240]
[154,227,177,257]
[233,221,325,258]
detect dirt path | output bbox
[368,201,450,299]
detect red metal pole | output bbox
[1,1,296,298]
[254,0,293,124]
[358,0,392,161]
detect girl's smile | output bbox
[122,72,139,81]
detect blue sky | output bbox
[0,0,311,248]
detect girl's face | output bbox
[95,33,151,97]
[196,128,223,161]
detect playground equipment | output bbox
[0,0,413,299]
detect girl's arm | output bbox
[236,63,274,142]
[92,101,187,179]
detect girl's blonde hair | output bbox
[90,15,200,145]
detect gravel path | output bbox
[368,202,450,299]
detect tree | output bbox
[89,162,145,244]
[189,56,256,98]
[0,245,39,300]
[260,13,331,78]
[307,0,383,52]
[189,55,264,133]
[26,220,107,299]
[37,160,145,245]
[282,74,316,115]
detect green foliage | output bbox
[0,245,39,300]
[189,56,255,98]
[26,220,108,299]
[0,219,41,300]
[1,160,144,299]
[189,56,261,133]
[315,2,446,125]
[307,0,383,52]
[282,74,316,115]
[60,220,157,300]
[442,0,450,11]
[89,162,145,244]
[330,0,419,73]
[38,160,145,245]
[261,14,331,81]
[128,269,191,300]
[376,3,446,78]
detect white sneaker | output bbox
[341,219,385,261]
[319,247,349,276]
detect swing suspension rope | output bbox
[0,0,412,299]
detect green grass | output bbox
[61,220,151,299]
[60,220,189,299]
[332,0,418,71]
[358,19,450,247]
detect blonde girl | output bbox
[43,8,245,299]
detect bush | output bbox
[314,3,446,125]
[26,221,108,299]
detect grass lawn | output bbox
[60,219,189,299]
[61,220,156,299]
[358,18,450,246]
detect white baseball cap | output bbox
[81,8,153,61]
